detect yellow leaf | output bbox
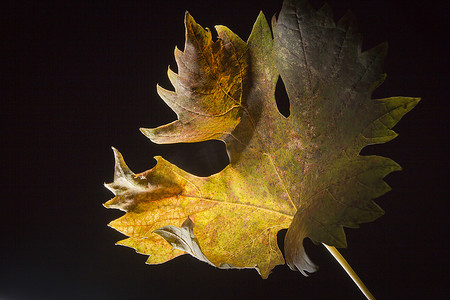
[105,0,419,279]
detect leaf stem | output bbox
[322,243,375,300]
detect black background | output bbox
[2,0,448,299]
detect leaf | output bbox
[140,12,247,144]
[105,0,419,279]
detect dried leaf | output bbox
[105,0,419,278]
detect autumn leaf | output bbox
[105,0,419,279]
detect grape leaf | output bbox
[105,0,419,279]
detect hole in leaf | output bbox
[277,228,287,258]
[275,76,290,117]
[160,140,229,177]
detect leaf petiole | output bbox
[322,243,375,300]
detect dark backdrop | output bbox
[2,0,447,299]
